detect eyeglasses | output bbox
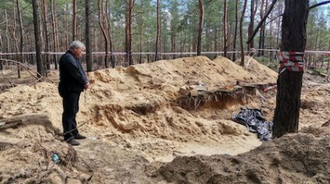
[77,48,85,52]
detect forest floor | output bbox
[0,56,329,184]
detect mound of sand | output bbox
[0,56,329,183]
[2,56,277,141]
[237,56,279,84]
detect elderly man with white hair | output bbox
[58,40,90,146]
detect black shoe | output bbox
[66,138,80,146]
[75,134,86,140]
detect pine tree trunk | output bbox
[223,0,227,57]
[42,0,50,72]
[239,0,248,66]
[138,0,144,65]
[214,28,218,52]
[12,5,20,78]
[93,27,98,53]
[72,0,77,41]
[125,0,134,65]
[261,0,269,56]
[50,0,58,70]
[16,0,24,78]
[171,32,176,59]
[276,2,283,47]
[85,0,92,72]
[32,0,46,78]
[170,12,176,59]
[273,0,309,138]
[98,0,109,68]
[312,29,319,66]
[328,41,330,73]
[197,0,204,56]
[268,9,274,59]
[65,3,69,49]
[5,11,11,53]
[12,4,20,55]
[0,33,2,70]
[155,0,161,61]
[106,0,115,68]
[257,0,265,57]
[232,0,239,61]
[205,24,210,52]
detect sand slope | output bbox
[0,56,329,183]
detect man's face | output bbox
[73,47,85,59]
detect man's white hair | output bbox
[69,40,86,50]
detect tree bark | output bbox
[50,0,58,70]
[98,0,109,68]
[259,0,271,56]
[5,11,11,53]
[223,0,227,57]
[105,0,115,68]
[12,4,20,77]
[0,32,2,52]
[240,0,248,66]
[312,28,319,66]
[12,4,20,56]
[32,0,46,78]
[170,1,179,59]
[232,0,239,61]
[93,27,98,53]
[248,0,257,50]
[85,0,92,72]
[273,0,309,138]
[197,0,204,56]
[64,2,69,49]
[276,2,283,47]
[72,0,77,41]
[0,32,2,70]
[268,7,274,58]
[137,0,144,64]
[155,0,161,60]
[205,23,210,52]
[328,41,330,73]
[214,27,218,52]
[258,0,266,57]
[16,0,24,78]
[125,0,134,65]
[42,0,50,72]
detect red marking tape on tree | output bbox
[279,51,305,74]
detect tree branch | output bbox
[309,1,330,10]
[246,0,278,44]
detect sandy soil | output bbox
[0,56,329,184]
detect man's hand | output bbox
[84,82,90,90]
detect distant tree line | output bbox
[0,0,329,73]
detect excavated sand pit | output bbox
[0,56,329,183]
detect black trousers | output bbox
[61,91,81,141]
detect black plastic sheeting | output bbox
[232,108,273,141]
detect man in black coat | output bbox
[58,41,90,146]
